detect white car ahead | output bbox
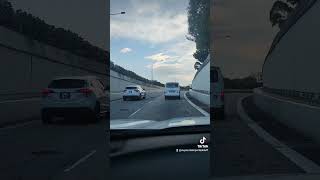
[123,85,146,101]
[41,76,107,124]
[164,82,180,99]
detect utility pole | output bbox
[151,63,154,81]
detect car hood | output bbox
[110,116,209,130]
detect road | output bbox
[1,92,309,179]
[110,91,204,121]
[0,90,204,180]
[212,93,304,177]
[0,117,109,180]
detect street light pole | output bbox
[151,63,154,81]
[110,12,126,15]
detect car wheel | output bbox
[41,111,52,124]
[123,97,126,101]
[165,96,167,100]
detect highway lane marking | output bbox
[183,92,209,117]
[0,97,40,104]
[64,150,97,172]
[128,100,153,118]
[237,95,320,173]
[128,107,143,118]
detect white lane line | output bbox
[0,97,40,104]
[128,107,143,118]
[237,95,320,173]
[0,120,37,130]
[64,150,96,172]
[184,92,209,117]
[128,100,153,118]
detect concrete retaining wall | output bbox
[0,26,163,124]
[189,57,210,105]
[0,26,109,125]
[253,88,320,144]
[263,0,320,93]
[109,70,163,101]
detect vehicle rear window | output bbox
[126,87,137,89]
[48,79,86,89]
[166,83,179,88]
[211,69,218,83]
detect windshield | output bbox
[110,0,210,132]
[166,83,179,88]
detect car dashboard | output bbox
[110,133,210,180]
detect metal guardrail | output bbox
[262,87,320,105]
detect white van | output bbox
[211,66,225,119]
[164,82,180,100]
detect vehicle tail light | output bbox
[221,91,224,101]
[78,88,93,97]
[42,88,54,97]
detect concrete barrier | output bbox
[253,88,320,144]
[189,56,210,105]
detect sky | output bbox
[211,0,279,79]
[110,0,197,86]
[8,0,109,50]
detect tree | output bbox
[187,0,210,63]
[0,0,108,62]
[269,0,300,28]
[194,61,202,70]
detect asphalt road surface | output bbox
[212,93,304,177]
[1,92,306,179]
[110,91,204,121]
[0,117,109,180]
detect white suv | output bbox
[164,82,180,99]
[123,85,146,101]
[41,76,107,124]
[211,66,225,119]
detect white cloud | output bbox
[111,0,197,86]
[145,53,176,62]
[110,1,188,44]
[120,48,132,53]
[145,40,197,86]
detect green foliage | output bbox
[110,61,164,87]
[0,0,108,62]
[187,0,210,63]
[269,0,300,28]
[224,76,261,89]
